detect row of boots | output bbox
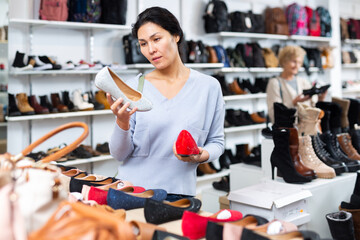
[270,99,360,184]
[8,90,111,116]
[213,75,270,96]
[225,109,266,127]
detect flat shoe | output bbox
[95,66,152,112]
[144,197,202,224]
[181,209,243,239]
[107,188,167,210]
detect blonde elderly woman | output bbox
[266,45,327,123]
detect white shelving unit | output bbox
[224,93,266,101]
[6,109,112,122]
[224,123,266,134]
[207,32,331,43]
[9,69,139,76]
[9,19,132,31]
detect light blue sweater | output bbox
[109,69,225,196]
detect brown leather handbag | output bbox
[262,48,279,68]
[206,46,219,63]
[29,201,135,240]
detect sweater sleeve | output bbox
[202,90,225,162]
[266,78,283,123]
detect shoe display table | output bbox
[125,208,212,238]
[260,138,357,238]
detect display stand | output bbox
[259,138,357,238]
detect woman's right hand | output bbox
[107,93,138,131]
[292,94,311,106]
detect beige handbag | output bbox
[0,122,89,236]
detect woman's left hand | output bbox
[172,143,209,163]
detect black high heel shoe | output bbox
[271,128,311,183]
[303,84,330,97]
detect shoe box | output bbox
[228,179,312,226]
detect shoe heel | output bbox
[271,164,275,180]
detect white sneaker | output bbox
[72,89,94,111]
[33,56,52,71]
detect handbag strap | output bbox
[12,122,89,163]
[138,75,145,93]
[277,77,283,101]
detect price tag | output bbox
[245,17,252,29]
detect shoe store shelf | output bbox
[196,169,230,183]
[288,35,331,42]
[342,64,360,69]
[59,155,113,166]
[343,39,360,45]
[216,67,320,74]
[224,123,266,134]
[9,19,132,31]
[207,32,331,43]
[224,93,266,101]
[206,32,288,40]
[9,69,139,76]
[6,109,112,122]
[126,63,224,69]
[342,88,360,94]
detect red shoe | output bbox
[86,186,146,205]
[176,130,200,157]
[181,209,243,239]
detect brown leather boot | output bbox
[51,93,69,112]
[16,93,35,115]
[28,95,49,114]
[298,135,336,179]
[197,163,216,175]
[95,90,110,109]
[338,133,360,160]
[228,79,246,95]
[288,127,317,179]
[332,97,350,130]
[297,103,322,136]
[250,112,266,123]
[339,206,360,240]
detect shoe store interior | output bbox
[2,0,360,239]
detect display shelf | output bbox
[196,169,230,182]
[126,63,224,69]
[217,67,319,73]
[224,123,266,134]
[9,69,139,76]
[9,18,132,31]
[343,39,360,45]
[207,32,331,42]
[60,155,113,166]
[224,93,266,101]
[206,32,288,40]
[342,88,360,94]
[6,109,112,122]
[288,35,331,42]
[342,64,360,69]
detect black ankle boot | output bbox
[320,131,360,172]
[311,135,347,175]
[8,93,21,116]
[12,51,26,68]
[272,102,296,129]
[213,75,232,96]
[62,91,76,111]
[219,150,232,169]
[235,144,248,163]
[271,128,311,183]
[39,95,58,113]
[225,109,240,126]
[86,91,105,110]
[224,149,238,165]
[326,211,355,240]
[348,98,360,130]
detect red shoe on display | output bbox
[181,209,243,239]
[175,130,200,157]
[85,185,146,205]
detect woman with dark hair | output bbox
[107,7,225,201]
